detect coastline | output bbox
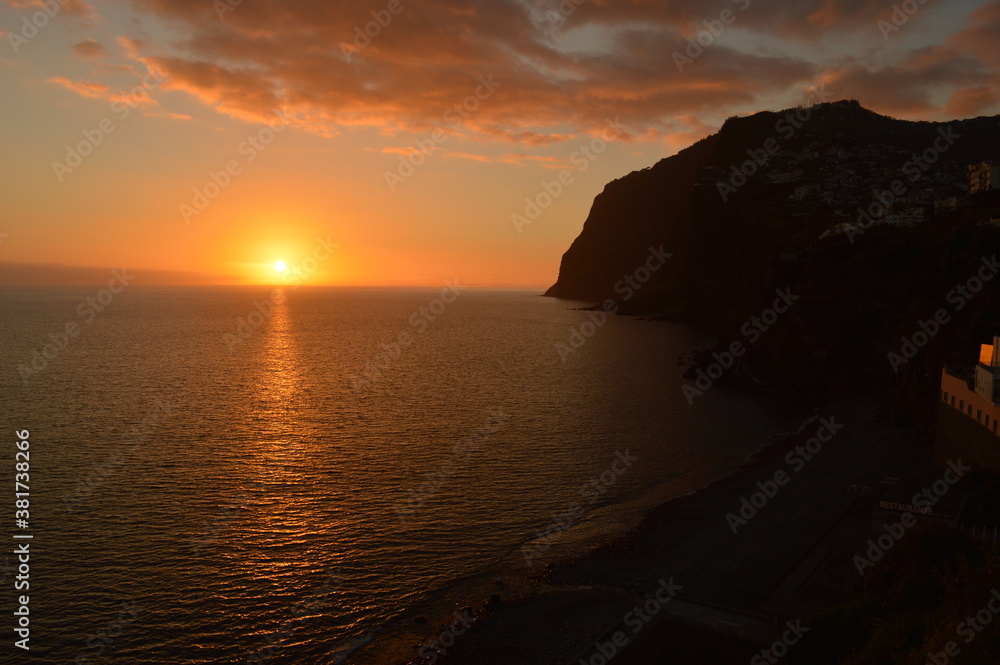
[409,396,923,665]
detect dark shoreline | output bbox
[406,396,918,665]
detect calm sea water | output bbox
[0,287,802,664]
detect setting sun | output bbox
[274,261,287,273]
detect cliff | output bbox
[547,101,1000,410]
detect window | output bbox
[987,415,991,428]
[952,396,956,406]
[969,404,974,416]
[942,390,948,402]
[978,409,983,421]
[994,420,998,433]
[960,399,965,411]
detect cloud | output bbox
[111,1,815,140]
[71,38,107,59]
[661,114,718,152]
[2,0,96,20]
[443,151,492,162]
[499,153,565,167]
[48,74,165,113]
[947,0,1000,67]
[564,0,901,40]
[817,58,959,118]
[814,2,1000,120]
[945,86,999,118]
[148,56,283,123]
[381,146,419,156]
[47,76,109,98]
[147,110,193,121]
[62,0,998,147]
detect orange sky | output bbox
[1,0,998,286]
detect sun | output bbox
[273,261,287,273]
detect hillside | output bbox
[546,101,1000,409]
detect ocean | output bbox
[0,286,803,664]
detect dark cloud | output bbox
[40,0,995,141]
[71,38,107,59]
[117,0,825,142]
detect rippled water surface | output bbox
[0,287,802,664]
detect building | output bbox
[874,476,967,529]
[940,338,1000,436]
[788,184,818,201]
[969,162,1000,195]
[883,207,926,227]
[938,339,1000,473]
[934,197,958,214]
[768,169,804,184]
